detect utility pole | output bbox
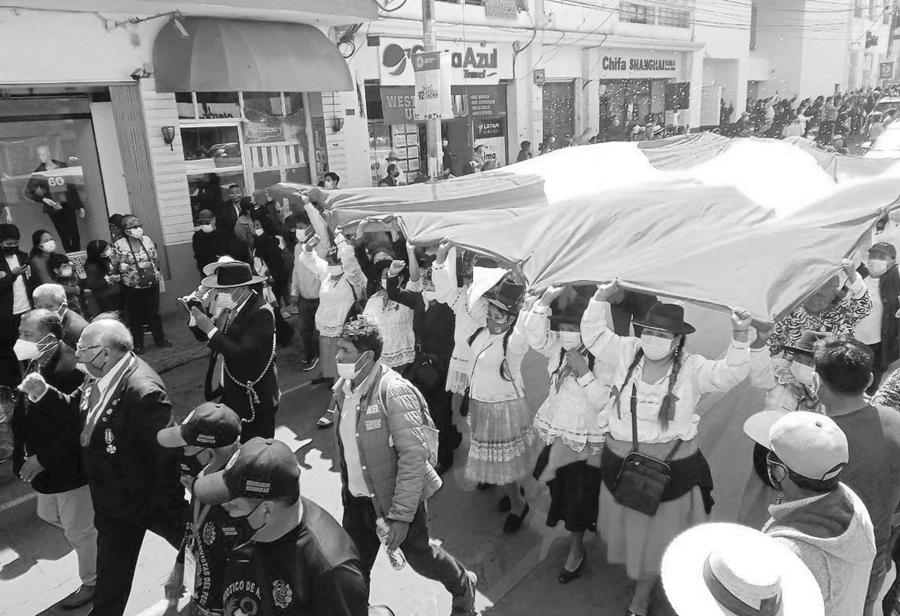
[422,0,442,181]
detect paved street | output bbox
[0,311,678,616]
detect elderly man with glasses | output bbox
[19,315,187,616]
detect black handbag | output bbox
[613,385,682,517]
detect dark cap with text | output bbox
[193,437,300,505]
[157,402,241,449]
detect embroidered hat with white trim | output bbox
[157,402,241,449]
[193,437,300,505]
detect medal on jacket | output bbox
[104,428,116,454]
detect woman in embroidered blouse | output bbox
[361,252,417,371]
[298,230,366,390]
[432,242,487,423]
[110,215,171,354]
[466,278,533,535]
[582,280,753,616]
[522,284,607,583]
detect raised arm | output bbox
[580,281,640,365]
[691,308,753,394]
[336,233,367,293]
[521,286,566,357]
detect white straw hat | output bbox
[662,523,823,616]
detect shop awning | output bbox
[153,18,353,93]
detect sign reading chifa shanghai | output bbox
[380,38,513,86]
[595,48,682,79]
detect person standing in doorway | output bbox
[0,224,31,386]
[110,215,172,355]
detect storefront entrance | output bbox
[598,79,669,135]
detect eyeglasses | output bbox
[75,344,103,355]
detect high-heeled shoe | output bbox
[557,554,585,584]
[498,487,525,513]
[503,503,529,534]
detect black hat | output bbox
[633,302,696,335]
[201,261,266,289]
[157,402,241,449]
[783,330,828,356]
[870,241,897,260]
[193,438,300,505]
[549,292,590,330]
[485,279,525,314]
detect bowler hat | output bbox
[485,279,525,314]
[634,302,696,335]
[201,261,266,289]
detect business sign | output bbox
[880,62,895,80]
[381,85,507,124]
[475,118,506,139]
[380,38,514,86]
[413,51,452,120]
[595,47,682,79]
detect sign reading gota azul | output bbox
[379,37,513,86]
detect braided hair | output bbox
[550,346,596,384]
[612,335,686,428]
[499,314,519,382]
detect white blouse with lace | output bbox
[299,238,366,337]
[432,262,487,377]
[581,298,750,444]
[362,290,415,367]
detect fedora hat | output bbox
[201,261,266,289]
[782,330,828,356]
[202,255,237,277]
[634,302,695,335]
[548,291,590,329]
[662,523,823,616]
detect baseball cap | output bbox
[743,411,848,481]
[870,241,897,260]
[193,437,300,505]
[157,402,241,449]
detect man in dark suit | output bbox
[19,316,187,616]
[189,261,279,441]
[12,309,94,608]
[215,184,242,240]
[33,283,88,349]
[0,223,31,386]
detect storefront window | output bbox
[0,97,110,254]
[195,92,240,120]
[176,92,196,120]
[181,125,243,169]
[243,92,283,118]
[187,170,245,220]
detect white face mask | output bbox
[790,361,817,388]
[75,362,89,374]
[336,354,367,380]
[216,293,235,311]
[295,228,305,241]
[422,289,438,304]
[868,258,889,277]
[328,264,343,276]
[41,240,57,253]
[199,224,214,234]
[59,267,73,278]
[558,330,581,351]
[127,227,144,238]
[254,228,264,237]
[640,334,675,361]
[14,338,42,361]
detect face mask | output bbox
[199,224,214,234]
[328,264,343,276]
[868,259,889,277]
[179,450,209,478]
[295,228,306,241]
[14,338,41,361]
[127,227,144,238]
[59,267,73,278]
[487,316,511,335]
[42,240,57,253]
[558,330,582,351]
[229,501,265,534]
[75,362,89,374]
[1,245,18,254]
[640,334,675,361]
[102,248,114,258]
[422,289,437,304]
[254,228,264,237]
[789,361,816,387]
[216,293,235,311]
[337,353,369,380]
[81,347,108,377]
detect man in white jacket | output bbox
[745,410,876,616]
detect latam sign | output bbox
[596,48,682,79]
[379,37,513,86]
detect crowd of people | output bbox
[5,156,900,616]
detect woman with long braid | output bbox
[581,280,753,616]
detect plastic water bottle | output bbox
[375,517,407,570]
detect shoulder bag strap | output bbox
[664,439,683,462]
[630,383,639,453]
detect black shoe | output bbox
[451,428,463,450]
[477,482,492,491]
[558,555,585,584]
[434,460,452,476]
[503,503,529,534]
[499,487,525,512]
[60,585,95,609]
